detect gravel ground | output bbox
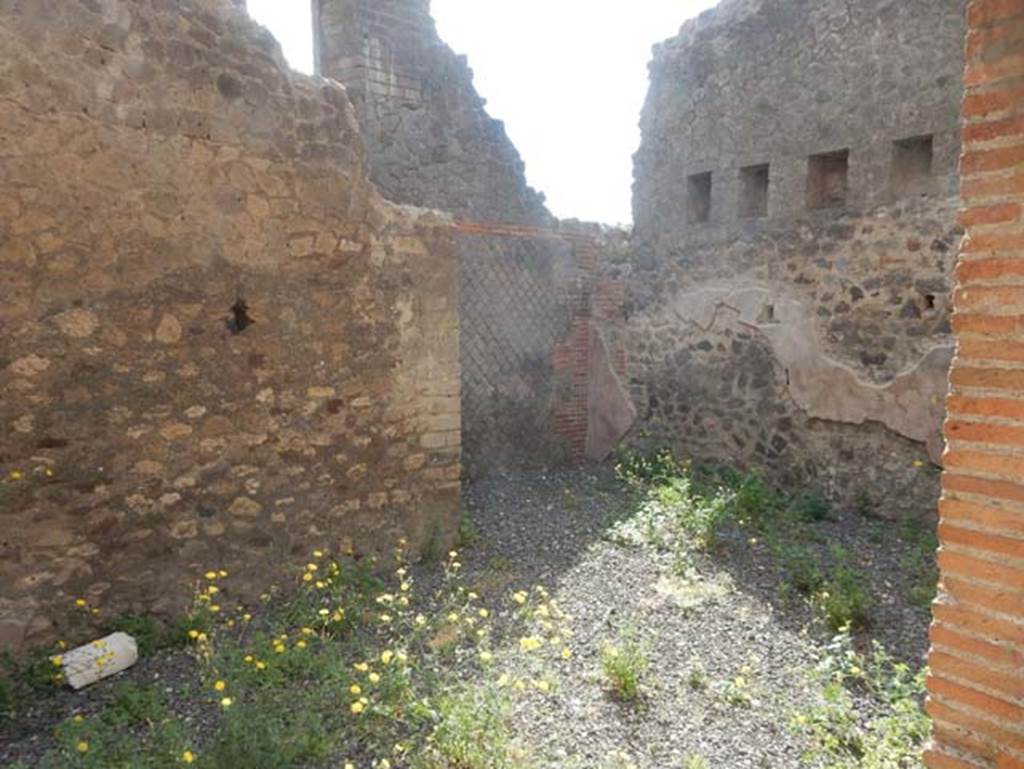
[1,463,934,768]
[458,465,934,769]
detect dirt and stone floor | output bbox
[1,464,936,768]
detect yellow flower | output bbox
[513,591,528,605]
[519,636,542,652]
[400,582,411,592]
[313,549,324,558]
[182,750,196,764]
[218,570,228,577]
[380,650,394,664]
[368,672,380,684]
[296,640,307,650]
[344,764,354,769]
[350,701,364,714]
[242,613,252,622]
[255,661,267,670]
[562,647,572,660]
[497,673,510,687]
[220,697,233,708]
[913,460,925,468]
[306,563,318,572]
[73,714,84,723]
[534,679,551,693]
[213,680,226,692]
[318,608,330,617]
[448,550,458,559]
[478,608,489,618]
[74,598,87,608]
[76,741,89,753]
[415,614,427,626]
[447,612,459,623]
[209,605,220,613]
[274,643,286,654]
[355,662,369,672]
[396,651,408,664]
[243,655,254,664]
[51,655,63,667]
[479,651,493,663]
[350,684,362,695]
[204,571,217,580]
[380,760,391,769]
[303,573,314,583]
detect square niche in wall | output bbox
[891,134,934,197]
[739,164,769,218]
[687,172,712,224]
[807,149,849,210]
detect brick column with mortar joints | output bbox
[925,2,1024,767]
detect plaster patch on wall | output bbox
[585,328,636,461]
[661,284,952,461]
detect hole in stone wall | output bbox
[807,149,850,210]
[739,164,770,219]
[891,134,934,197]
[925,293,936,310]
[687,172,712,224]
[227,299,254,334]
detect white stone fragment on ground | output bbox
[60,632,138,690]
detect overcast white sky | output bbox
[246,1,718,225]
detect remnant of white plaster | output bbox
[663,284,953,462]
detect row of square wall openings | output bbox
[685,134,936,224]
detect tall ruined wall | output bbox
[926,2,1024,765]
[624,0,968,514]
[313,0,582,475]
[0,0,460,650]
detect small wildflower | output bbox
[535,679,551,693]
[350,701,364,714]
[255,661,267,670]
[318,608,330,617]
[243,655,254,664]
[51,655,63,667]
[350,684,362,695]
[182,750,195,764]
[478,608,489,618]
[479,651,493,663]
[220,697,233,708]
[313,549,324,558]
[513,591,528,605]
[74,598,87,608]
[368,672,381,684]
[218,570,228,577]
[296,639,307,650]
[204,571,217,580]
[415,614,427,626]
[519,636,542,652]
[381,650,394,664]
[355,662,370,672]
[9,471,22,481]
[213,680,226,692]
[76,741,89,753]
[303,573,314,582]
[242,613,252,622]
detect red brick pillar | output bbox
[925,2,1024,768]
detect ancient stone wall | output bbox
[0,0,460,650]
[926,1,1024,765]
[313,0,585,476]
[623,0,968,514]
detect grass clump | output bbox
[792,631,930,768]
[600,634,648,703]
[12,544,567,768]
[415,685,517,769]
